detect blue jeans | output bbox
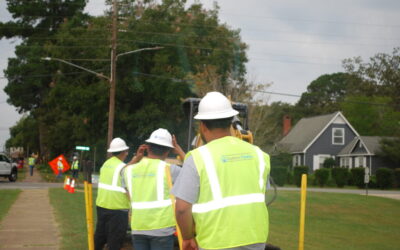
[29,165,34,176]
[132,234,175,250]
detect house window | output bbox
[332,128,345,145]
[319,155,331,169]
[340,157,351,168]
[354,156,366,167]
[293,155,301,166]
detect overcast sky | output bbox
[1,0,399,149]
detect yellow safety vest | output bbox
[28,157,35,165]
[96,156,130,210]
[189,136,270,249]
[124,158,175,231]
[72,160,79,170]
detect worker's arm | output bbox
[175,198,198,250]
[127,144,147,165]
[172,135,186,161]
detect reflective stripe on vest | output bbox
[125,159,175,231]
[192,146,265,214]
[98,182,126,193]
[98,162,126,193]
[129,161,171,209]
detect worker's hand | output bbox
[182,238,198,250]
[172,135,185,161]
[128,144,147,165]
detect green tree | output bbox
[1,0,88,159]
[41,0,250,160]
[343,47,400,111]
[377,137,400,168]
[5,115,39,153]
[341,95,400,136]
[296,72,361,117]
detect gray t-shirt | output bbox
[123,162,181,236]
[171,156,267,250]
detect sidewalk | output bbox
[0,165,60,249]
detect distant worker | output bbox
[56,157,64,179]
[94,137,144,250]
[123,128,185,250]
[71,156,79,180]
[172,92,271,250]
[28,154,36,176]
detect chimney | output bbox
[283,115,291,136]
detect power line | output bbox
[219,11,400,29]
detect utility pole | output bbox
[107,0,118,153]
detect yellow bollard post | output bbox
[84,181,94,250]
[88,183,94,250]
[165,166,183,250]
[298,174,307,250]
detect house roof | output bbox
[338,136,392,156]
[277,112,339,153]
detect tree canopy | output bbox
[3,0,251,162]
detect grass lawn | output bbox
[49,187,97,250]
[0,189,21,222]
[49,188,400,250]
[267,190,400,250]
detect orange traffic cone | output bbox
[68,179,75,193]
[64,177,70,191]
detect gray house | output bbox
[337,136,391,174]
[276,111,359,172]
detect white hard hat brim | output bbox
[194,109,239,120]
[145,138,174,148]
[107,145,129,153]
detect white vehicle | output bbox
[0,152,18,182]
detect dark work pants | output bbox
[94,206,128,250]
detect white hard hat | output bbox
[73,156,77,160]
[194,91,239,120]
[145,128,174,148]
[107,137,129,152]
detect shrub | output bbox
[270,167,287,186]
[286,170,293,185]
[376,168,394,189]
[394,168,400,188]
[315,168,330,187]
[323,158,336,168]
[293,166,308,187]
[331,167,349,188]
[350,168,365,188]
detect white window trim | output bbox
[293,155,301,167]
[332,128,345,145]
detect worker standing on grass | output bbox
[123,128,185,250]
[71,156,79,180]
[171,91,271,250]
[94,137,144,250]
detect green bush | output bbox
[286,170,293,185]
[270,167,287,186]
[350,168,365,188]
[394,168,400,188]
[323,158,336,168]
[331,167,349,188]
[376,168,394,189]
[293,166,308,187]
[315,168,330,187]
